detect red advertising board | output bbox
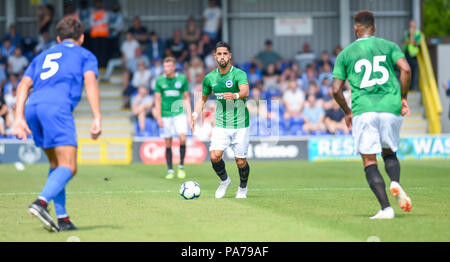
[139,139,207,164]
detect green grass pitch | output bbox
[0,160,449,242]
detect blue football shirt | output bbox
[24,40,98,111]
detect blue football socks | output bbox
[39,166,73,213]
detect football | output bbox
[179,181,201,200]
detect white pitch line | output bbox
[0,187,428,196]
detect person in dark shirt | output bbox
[128,16,148,45]
[324,99,349,134]
[165,29,188,64]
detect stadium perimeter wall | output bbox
[2,135,450,165]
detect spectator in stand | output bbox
[204,49,216,73]
[132,86,154,135]
[247,63,263,88]
[295,42,316,71]
[108,3,125,59]
[331,45,342,65]
[8,47,28,75]
[197,33,215,60]
[325,99,349,135]
[37,4,54,39]
[90,0,110,67]
[123,47,150,93]
[64,3,78,19]
[128,16,148,45]
[283,80,305,120]
[183,16,201,46]
[0,65,7,94]
[34,31,56,54]
[316,51,333,72]
[77,0,92,50]
[403,20,422,91]
[318,62,333,85]
[3,73,19,95]
[145,31,165,62]
[124,59,152,108]
[319,77,333,110]
[302,94,326,134]
[300,65,318,92]
[103,31,139,82]
[5,25,22,49]
[165,29,188,65]
[150,58,164,90]
[186,56,205,87]
[185,43,200,64]
[1,38,15,65]
[262,63,280,91]
[0,94,8,136]
[253,40,283,72]
[4,85,16,134]
[202,0,222,42]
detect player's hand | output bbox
[401,98,410,116]
[12,118,32,141]
[90,117,102,140]
[344,111,353,131]
[223,93,236,100]
[157,118,163,128]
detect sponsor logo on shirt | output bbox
[164,90,180,97]
[226,80,233,88]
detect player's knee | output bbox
[235,158,247,168]
[381,148,395,159]
[210,152,222,163]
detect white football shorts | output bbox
[209,126,250,158]
[353,112,403,155]
[160,113,188,138]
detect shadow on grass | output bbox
[76,225,122,231]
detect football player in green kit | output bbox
[192,41,251,199]
[155,57,192,179]
[332,10,413,219]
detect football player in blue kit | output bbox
[13,17,102,232]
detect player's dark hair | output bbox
[354,10,375,28]
[56,17,84,41]
[215,41,231,53]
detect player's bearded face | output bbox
[215,48,231,68]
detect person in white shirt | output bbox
[7,48,28,75]
[132,86,154,135]
[283,80,305,120]
[202,0,221,41]
[103,31,139,81]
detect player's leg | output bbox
[380,113,412,212]
[44,148,78,231]
[165,137,174,179]
[354,112,393,219]
[175,114,188,179]
[211,149,231,198]
[177,133,187,179]
[231,127,250,198]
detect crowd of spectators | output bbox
[0,0,352,139]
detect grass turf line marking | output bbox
[0,187,429,196]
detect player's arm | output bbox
[84,71,102,140]
[191,94,210,132]
[223,83,249,101]
[332,78,353,130]
[154,92,163,128]
[396,57,412,116]
[12,76,33,140]
[182,91,193,127]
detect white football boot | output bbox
[215,177,231,198]
[390,181,412,212]
[370,207,395,220]
[235,187,248,199]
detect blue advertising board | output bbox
[308,135,450,161]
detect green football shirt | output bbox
[155,73,189,117]
[202,65,249,129]
[333,36,405,116]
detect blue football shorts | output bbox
[25,103,77,149]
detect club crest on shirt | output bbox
[175,81,182,89]
[226,80,233,88]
